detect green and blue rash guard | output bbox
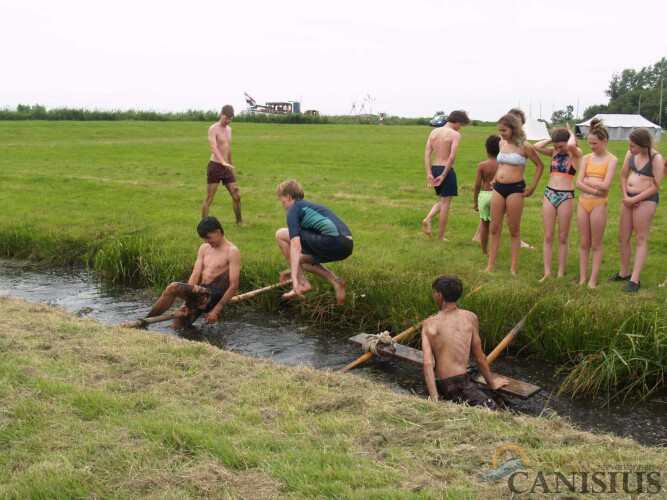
[286,200,352,239]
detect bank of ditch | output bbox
[1,295,665,497]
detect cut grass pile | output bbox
[1,296,664,497]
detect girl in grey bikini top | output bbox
[497,151,527,166]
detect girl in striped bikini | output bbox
[575,119,618,288]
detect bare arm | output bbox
[523,143,544,197]
[532,138,554,156]
[289,236,308,296]
[441,132,461,180]
[421,323,439,401]
[473,165,483,210]
[619,152,631,200]
[575,155,598,195]
[598,155,619,192]
[424,134,434,179]
[471,329,508,390]
[205,247,241,324]
[187,245,206,286]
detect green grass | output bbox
[1,296,664,497]
[1,121,666,399]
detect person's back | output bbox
[422,307,477,379]
[428,125,459,165]
[477,158,498,191]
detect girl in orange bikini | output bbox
[575,119,618,288]
[611,128,663,292]
[534,123,581,282]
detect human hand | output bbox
[622,196,637,207]
[205,311,219,324]
[432,175,445,187]
[596,189,608,197]
[427,174,435,187]
[523,187,535,197]
[490,376,509,390]
[474,204,479,212]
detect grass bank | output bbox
[0,121,666,399]
[1,296,664,497]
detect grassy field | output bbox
[1,296,664,497]
[0,121,666,399]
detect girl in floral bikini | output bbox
[575,119,618,289]
[534,123,582,282]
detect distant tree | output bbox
[582,104,608,120]
[605,57,667,123]
[551,105,574,124]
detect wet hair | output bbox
[588,118,609,141]
[498,113,526,146]
[197,216,224,237]
[220,105,235,118]
[276,179,305,200]
[551,128,570,143]
[447,110,471,125]
[432,275,463,303]
[507,108,526,125]
[485,135,501,157]
[629,128,656,162]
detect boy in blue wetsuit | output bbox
[275,179,353,305]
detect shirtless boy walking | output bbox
[421,275,508,408]
[422,110,470,240]
[146,217,241,328]
[202,105,243,225]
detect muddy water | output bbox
[1,260,665,447]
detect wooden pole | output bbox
[338,284,486,373]
[118,280,292,329]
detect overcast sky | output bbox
[2,0,666,121]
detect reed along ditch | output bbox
[1,259,665,447]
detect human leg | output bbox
[587,203,607,289]
[505,193,525,275]
[577,203,592,286]
[628,201,658,285]
[437,196,452,241]
[556,199,574,278]
[484,191,506,272]
[541,196,557,281]
[147,282,205,328]
[275,228,309,291]
[615,204,633,279]
[480,220,490,256]
[301,260,347,305]
[224,182,243,226]
[423,202,440,237]
[202,183,220,218]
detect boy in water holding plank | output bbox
[421,275,508,408]
[146,217,241,328]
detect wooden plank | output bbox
[348,333,541,400]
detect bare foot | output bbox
[236,221,245,227]
[539,274,550,283]
[587,282,597,289]
[282,289,299,300]
[578,280,586,286]
[483,266,494,273]
[482,252,489,257]
[510,268,518,276]
[422,219,432,237]
[278,270,291,283]
[520,241,534,249]
[332,277,347,305]
[437,238,451,242]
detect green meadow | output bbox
[0,121,666,399]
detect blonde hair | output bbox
[498,113,526,146]
[276,179,305,200]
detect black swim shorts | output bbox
[300,231,353,265]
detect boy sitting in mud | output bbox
[421,275,508,409]
[145,216,240,328]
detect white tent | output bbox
[523,118,550,141]
[576,114,662,143]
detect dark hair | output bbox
[197,216,224,237]
[588,118,609,141]
[220,105,235,118]
[485,135,501,157]
[498,113,525,146]
[507,108,526,125]
[629,128,655,162]
[432,275,463,303]
[447,110,471,125]
[551,128,569,143]
[276,179,305,200]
